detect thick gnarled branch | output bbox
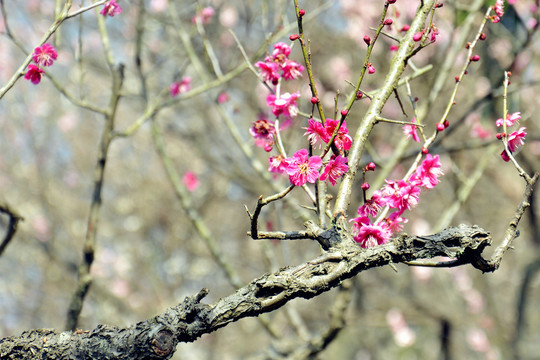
[0,225,491,359]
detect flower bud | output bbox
[361,182,370,190]
[363,35,371,46]
[299,9,305,16]
[436,123,445,131]
[384,19,393,26]
[470,54,480,62]
[289,34,299,41]
[367,162,376,171]
[413,32,423,42]
[341,109,348,117]
[310,96,319,104]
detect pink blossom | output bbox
[182,171,199,192]
[272,42,291,60]
[32,43,57,67]
[320,155,348,186]
[281,59,304,80]
[324,119,352,151]
[493,0,505,18]
[250,119,275,152]
[501,127,527,161]
[266,92,300,119]
[255,60,281,84]
[410,154,443,189]
[304,118,328,148]
[496,112,521,127]
[471,122,493,139]
[268,154,288,174]
[386,212,409,233]
[169,77,192,97]
[403,118,420,142]
[25,64,45,85]
[192,7,215,24]
[217,92,229,103]
[100,0,122,17]
[285,149,322,186]
[353,222,392,248]
[357,190,385,217]
[382,179,421,212]
[367,63,375,74]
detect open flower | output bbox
[32,43,57,67]
[496,112,521,128]
[501,127,527,161]
[410,154,443,189]
[266,92,300,119]
[25,64,45,85]
[324,119,352,151]
[320,155,348,186]
[353,222,392,248]
[304,118,328,148]
[382,179,421,213]
[403,118,420,142]
[100,0,122,17]
[285,149,322,186]
[250,119,275,152]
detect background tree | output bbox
[0,0,539,359]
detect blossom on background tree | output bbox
[100,0,122,17]
[169,77,192,98]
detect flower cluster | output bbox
[491,0,505,23]
[496,112,526,162]
[100,0,122,17]
[25,43,57,85]
[350,154,443,248]
[255,42,305,84]
[304,118,353,151]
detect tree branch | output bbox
[1,225,492,359]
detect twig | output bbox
[0,203,24,256]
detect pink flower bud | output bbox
[455,76,460,82]
[413,32,423,41]
[401,25,410,32]
[356,91,363,99]
[363,35,371,46]
[310,96,319,104]
[384,19,393,26]
[299,9,305,16]
[289,34,299,41]
[436,123,445,131]
[361,182,370,190]
[341,109,348,117]
[443,119,449,128]
[496,133,505,140]
[388,0,396,4]
[367,162,376,171]
[422,147,429,154]
[470,55,480,62]
[479,33,487,40]
[367,63,375,74]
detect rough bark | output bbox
[0,225,491,360]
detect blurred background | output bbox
[0,0,539,359]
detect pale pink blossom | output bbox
[100,0,122,17]
[496,111,521,127]
[32,43,57,67]
[192,7,215,24]
[183,171,199,192]
[403,118,420,142]
[169,77,191,97]
[266,92,300,119]
[285,149,322,186]
[320,155,348,186]
[268,154,288,174]
[281,59,305,80]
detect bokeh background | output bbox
[1,0,539,359]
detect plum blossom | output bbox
[324,119,353,151]
[192,7,215,24]
[100,0,122,17]
[496,112,521,127]
[501,127,527,161]
[304,118,328,148]
[285,149,322,186]
[320,155,348,186]
[255,42,304,83]
[382,179,421,213]
[357,190,385,217]
[353,222,392,248]
[250,119,276,152]
[25,64,44,85]
[266,92,300,119]
[268,154,288,174]
[182,171,199,192]
[403,118,420,142]
[169,77,191,97]
[410,154,443,189]
[32,43,57,67]
[491,0,504,23]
